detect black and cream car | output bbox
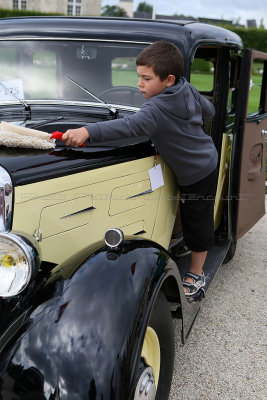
[0,16,266,400]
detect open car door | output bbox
[231,49,267,239]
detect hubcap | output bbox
[141,327,160,386]
[134,366,156,399]
[134,326,160,399]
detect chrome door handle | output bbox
[261,129,267,136]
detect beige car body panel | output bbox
[214,132,232,230]
[12,156,179,264]
[12,145,228,266]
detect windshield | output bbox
[0,40,146,108]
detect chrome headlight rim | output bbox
[0,233,36,298]
[0,167,13,233]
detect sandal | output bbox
[183,272,205,297]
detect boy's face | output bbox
[137,65,175,99]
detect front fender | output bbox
[0,239,180,399]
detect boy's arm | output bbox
[62,103,158,147]
[86,103,158,143]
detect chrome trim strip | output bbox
[0,38,152,45]
[0,100,140,113]
[133,230,146,235]
[127,190,152,199]
[0,168,13,232]
[60,206,96,219]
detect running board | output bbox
[170,240,230,342]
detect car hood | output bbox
[0,140,153,186]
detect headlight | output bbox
[0,233,36,297]
[0,167,13,232]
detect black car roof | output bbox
[0,16,243,50]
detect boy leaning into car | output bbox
[62,40,218,300]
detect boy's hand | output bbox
[62,127,89,147]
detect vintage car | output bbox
[0,16,266,400]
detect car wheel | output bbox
[134,291,174,400]
[223,240,237,264]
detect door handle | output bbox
[261,129,267,136]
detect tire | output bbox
[134,291,174,400]
[223,240,237,264]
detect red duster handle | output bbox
[51,131,86,147]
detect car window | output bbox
[31,50,57,98]
[190,57,214,92]
[189,46,217,136]
[112,57,138,88]
[247,58,265,115]
[0,41,146,107]
[227,55,266,117]
[226,55,240,114]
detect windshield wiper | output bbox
[65,76,118,118]
[0,81,31,120]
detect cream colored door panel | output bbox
[14,157,155,205]
[39,195,94,238]
[13,158,155,235]
[121,220,145,236]
[109,179,151,216]
[39,224,105,264]
[12,157,160,251]
[11,156,178,264]
[151,163,179,249]
[214,133,232,230]
[40,218,147,264]
[13,157,180,263]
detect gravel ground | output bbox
[169,197,267,400]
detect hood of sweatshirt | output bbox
[150,77,200,121]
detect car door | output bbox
[231,49,267,239]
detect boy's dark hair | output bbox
[136,40,184,83]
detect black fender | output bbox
[0,238,198,399]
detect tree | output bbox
[233,17,241,26]
[136,2,153,14]
[101,5,128,17]
[259,18,265,29]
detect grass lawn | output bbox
[190,73,214,91]
[112,69,139,88]
[112,70,261,114]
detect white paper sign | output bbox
[0,79,24,101]
[149,164,164,191]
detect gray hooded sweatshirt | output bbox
[85,77,218,186]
